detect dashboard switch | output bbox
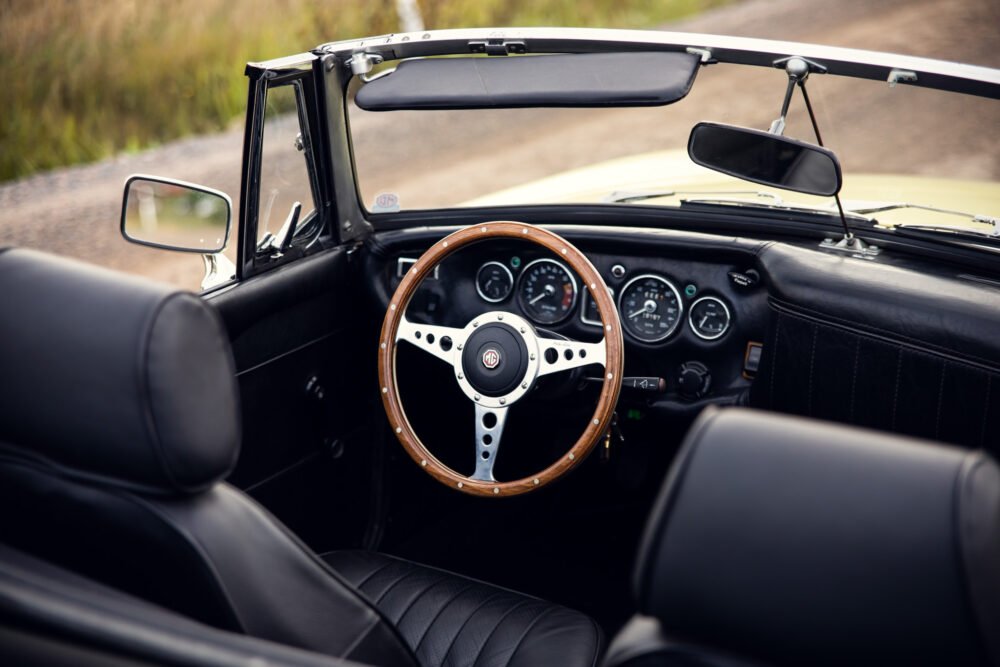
[728,268,760,289]
[677,361,711,399]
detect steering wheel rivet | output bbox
[474,394,481,401]
[593,419,599,425]
[457,343,463,350]
[380,342,386,349]
[606,324,611,331]
[533,478,540,485]
[607,372,613,379]
[500,398,507,405]
[493,487,500,494]
[530,353,536,361]
[521,382,528,389]
[473,321,479,327]
[421,459,427,467]
[481,227,487,233]
[395,426,402,434]
[520,327,525,333]
[382,387,388,393]
[390,304,396,311]
[497,314,504,320]
[457,482,464,488]
[561,248,567,255]
[568,453,575,461]
[443,241,449,247]
[458,372,464,379]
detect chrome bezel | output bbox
[475,260,514,303]
[516,258,578,325]
[617,273,684,343]
[688,295,732,341]
[580,285,614,327]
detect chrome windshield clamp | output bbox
[347,52,392,83]
[887,69,917,88]
[685,47,716,64]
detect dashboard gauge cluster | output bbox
[473,256,733,342]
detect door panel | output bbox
[208,246,372,552]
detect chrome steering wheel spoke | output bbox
[396,316,465,366]
[472,403,508,482]
[536,337,606,376]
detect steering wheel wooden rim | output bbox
[378,221,623,497]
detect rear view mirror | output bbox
[121,175,232,253]
[688,122,842,197]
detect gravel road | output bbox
[1,0,997,291]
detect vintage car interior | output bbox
[2,27,1000,666]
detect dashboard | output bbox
[387,235,770,411]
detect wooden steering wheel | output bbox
[378,222,624,497]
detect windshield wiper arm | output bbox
[892,223,1000,242]
[605,189,785,204]
[846,201,1000,228]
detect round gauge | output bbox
[688,296,732,340]
[618,274,683,343]
[517,258,578,325]
[476,261,514,303]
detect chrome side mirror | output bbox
[121,175,232,254]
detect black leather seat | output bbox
[0,248,602,667]
[607,407,1000,667]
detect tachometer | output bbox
[618,274,683,342]
[517,258,577,325]
[476,261,514,303]
[689,296,731,340]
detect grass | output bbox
[0,0,726,182]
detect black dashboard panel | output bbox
[364,221,1000,457]
[366,225,771,413]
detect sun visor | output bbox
[354,52,701,111]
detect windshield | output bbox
[349,59,1000,228]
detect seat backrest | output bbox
[608,407,1000,667]
[0,248,416,667]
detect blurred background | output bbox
[1,0,998,290]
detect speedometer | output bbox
[517,258,577,325]
[618,274,683,342]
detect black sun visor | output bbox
[354,51,701,111]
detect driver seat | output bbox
[0,248,603,667]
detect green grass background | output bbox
[0,0,724,182]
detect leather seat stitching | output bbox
[351,559,396,592]
[497,604,557,667]
[373,566,415,605]
[412,582,477,655]
[467,599,533,667]
[393,573,452,627]
[436,592,505,666]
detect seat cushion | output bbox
[323,550,603,667]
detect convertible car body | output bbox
[2,27,1000,667]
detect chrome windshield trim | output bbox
[317,28,1000,99]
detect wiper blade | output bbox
[892,223,1000,242]
[845,201,1000,227]
[604,189,785,204]
[605,188,874,224]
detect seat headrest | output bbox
[635,407,1000,667]
[0,248,240,495]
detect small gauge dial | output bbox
[688,296,732,340]
[517,259,578,325]
[618,274,683,342]
[476,261,514,303]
